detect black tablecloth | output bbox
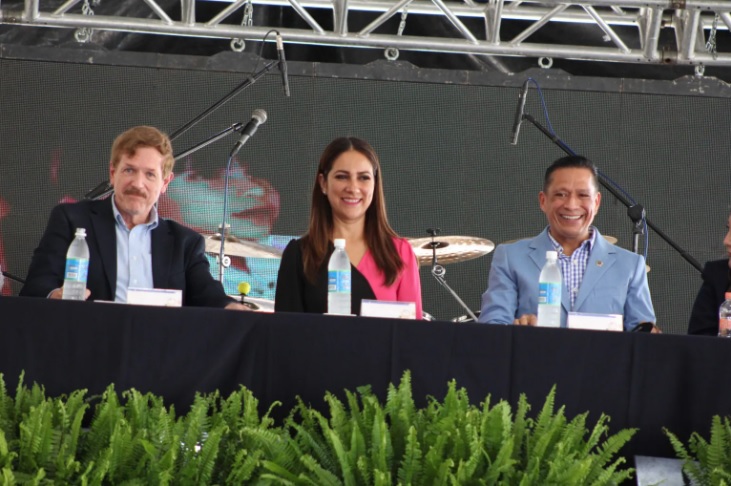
[0,296,728,458]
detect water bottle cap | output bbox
[546,250,558,260]
[75,228,87,237]
[333,238,346,249]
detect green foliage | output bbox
[255,374,636,485]
[667,415,731,485]
[0,374,14,445]
[0,372,636,485]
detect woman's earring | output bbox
[323,190,327,195]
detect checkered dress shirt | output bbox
[546,226,597,310]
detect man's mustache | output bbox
[124,188,147,198]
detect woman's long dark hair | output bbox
[301,137,404,286]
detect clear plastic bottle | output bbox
[327,238,352,315]
[719,292,731,337]
[62,228,90,301]
[537,250,562,328]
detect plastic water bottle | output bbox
[62,228,90,301]
[537,250,562,328]
[719,292,731,337]
[327,238,352,315]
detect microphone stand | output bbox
[216,224,232,284]
[522,113,702,273]
[83,60,279,201]
[426,228,479,322]
[179,123,245,282]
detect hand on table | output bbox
[513,314,538,326]
[49,287,91,300]
[225,302,253,311]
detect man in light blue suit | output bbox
[478,156,656,331]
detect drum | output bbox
[229,296,275,312]
[452,311,480,323]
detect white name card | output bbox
[567,311,623,332]
[360,299,416,320]
[127,288,182,307]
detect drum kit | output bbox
[409,232,649,320]
[202,232,498,316]
[411,231,495,322]
[204,233,497,265]
[201,232,641,319]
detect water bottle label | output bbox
[538,282,561,305]
[328,270,351,293]
[64,258,89,282]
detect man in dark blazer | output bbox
[688,259,729,335]
[687,211,731,335]
[20,126,247,310]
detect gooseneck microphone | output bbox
[510,80,530,145]
[220,109,267,281]
[276,34,291,97]
[238,281,251,305]
[237,281,263,310]
[230,109,267,157]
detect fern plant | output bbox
[0,371,90,484]
[79,387,234,485]
[210,386,283,484]
[0,371,637,485]
[252,371,636,485]
[667,415,731,485]
[516,389,636,485]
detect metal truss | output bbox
[2,0,730,68]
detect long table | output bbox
[0,296,727,458]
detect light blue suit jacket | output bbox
[478,227,655,331]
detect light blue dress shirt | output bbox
[111,197,158,302]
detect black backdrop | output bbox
[2,45,731,333]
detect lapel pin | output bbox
[596,260,603,267]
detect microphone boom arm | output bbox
[2,270,25,285]
[522,113,702,273]
[174,122,244,160]
[169,60,277,142]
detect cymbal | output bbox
[408,235,495,266]
[204,233,282,259]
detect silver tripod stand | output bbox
[426,228,478,322]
